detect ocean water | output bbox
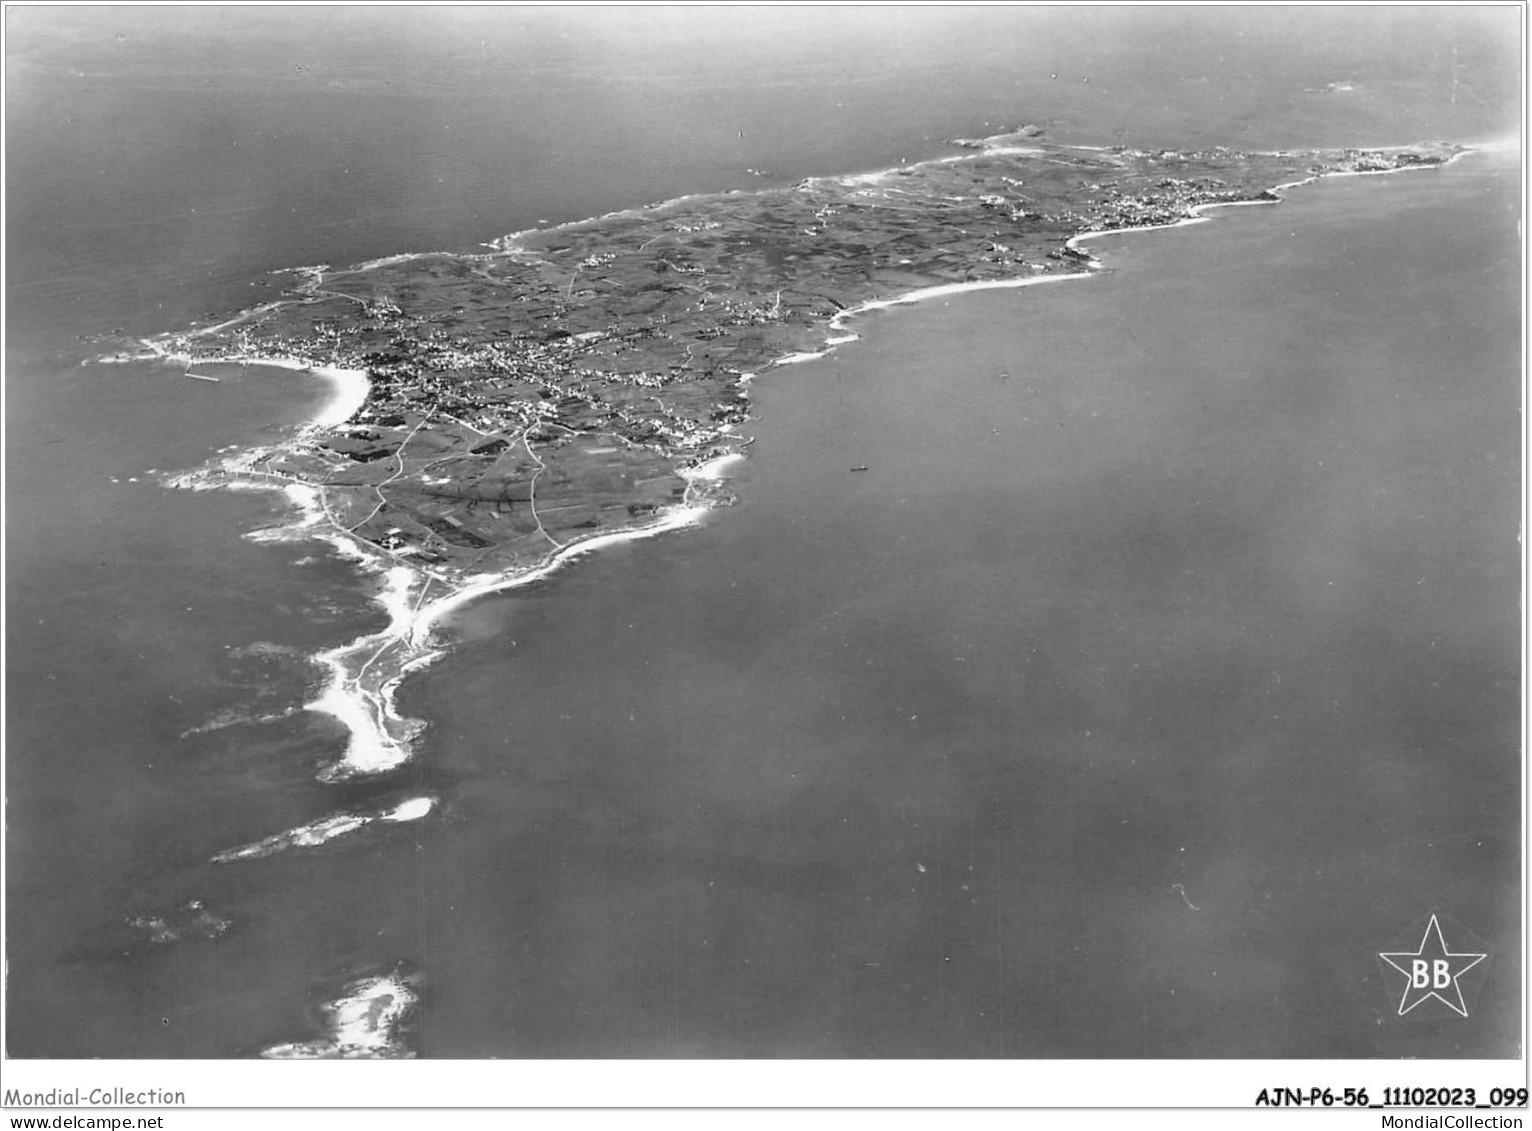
[4,8,1520,1058]
[402,152,1521,1057]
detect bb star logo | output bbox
[1378,914,1487,1018]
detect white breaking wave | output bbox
[211,796,436,863]
[261,972,418,1059]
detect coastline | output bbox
[753,145,1477,366]
[160,134,1469,864]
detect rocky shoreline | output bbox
[132,131,1461,593]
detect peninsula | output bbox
[118,130,1462,784]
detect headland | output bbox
[112,129,1464,788]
